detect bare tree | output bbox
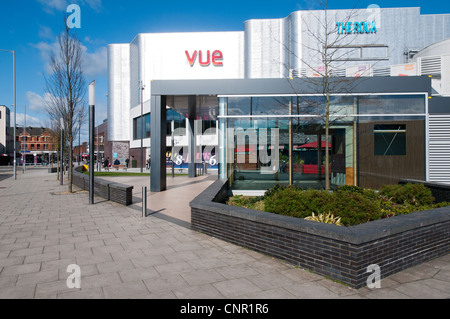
[44,22,86,193]
[279,0,378,190]
[44,119,60,176]
[76,106,88,165]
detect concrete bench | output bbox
[73,166,133,206]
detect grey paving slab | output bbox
[213,278,263,298]
[102,280,150,299]
[57,287,105,299]
[173,283,225,299]
[0,167,448,300]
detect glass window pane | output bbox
[374,124,406,156]
[358,95,425,114]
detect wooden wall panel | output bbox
[358,120,425,189]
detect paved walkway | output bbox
[0,167,449,299]
[99,171,217,226]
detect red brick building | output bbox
[17,127,58,164]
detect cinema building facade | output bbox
[107,7,450,192]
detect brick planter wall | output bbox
[190,179,450,289]
[73,167,133,206]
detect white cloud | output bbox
[38,26,55,40]
[33,40,107,77]
[82,46,107,77]
[12,113,46,128]
[37,0,69,14]
[26,91,44,112]
[26,91,53,113]
[83,0,102,12]
[36,0,103,13]
[33,41,59,74]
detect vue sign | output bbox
[185,50,223,67]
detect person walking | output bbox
[103,157,110,171]
[146,155,151,170]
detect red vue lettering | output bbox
[185,50,223,67]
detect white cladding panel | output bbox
[133,32,244,108]
[108,44,130,142]
[141,32,244,81]
[429,115,450,184]
[245,7,450,77]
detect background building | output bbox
[73,119,113,166]
[17,127,57,164]
[107,7,450,191]
[0,105,13,165]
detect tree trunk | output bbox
[57,151,60,181]
[325,93,331,191]
[68,139,73,193]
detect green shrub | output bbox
[336,185,364,194]
[380,183,434,206]
[327,192,382,226]
[227,195,265,211]
[337,185,379,201]
[264,187,320,218]
[228,183,447,227]
[264,186,312,218]
[263,184,295,199]
[264,187,380,225]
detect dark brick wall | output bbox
[109,183,133,206]
[190,179,450,289]
[72,167,133,206]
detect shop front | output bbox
[148,76,432,192]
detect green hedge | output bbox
[227,183,449,227]
[263,186,381,226]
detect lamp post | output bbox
[0,49,16,180]
[23,104,26,174]
[89,81,95,205]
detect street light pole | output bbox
[0,49,16,180]
[89,81,95,205]
[23,104,26,174]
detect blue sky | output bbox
[1,0,449,143]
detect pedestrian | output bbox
[146,155,151,170]
[103,157,109,171]
[125,157,129,168]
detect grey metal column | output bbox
[89,105,95,204]
[142,186,147,217]
[89,81,95,204]
[187,96,197,178]
[150,95,167,192]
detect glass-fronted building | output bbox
[146,76,446,192]
[107,7,450,192]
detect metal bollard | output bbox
[142,186,147,218]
